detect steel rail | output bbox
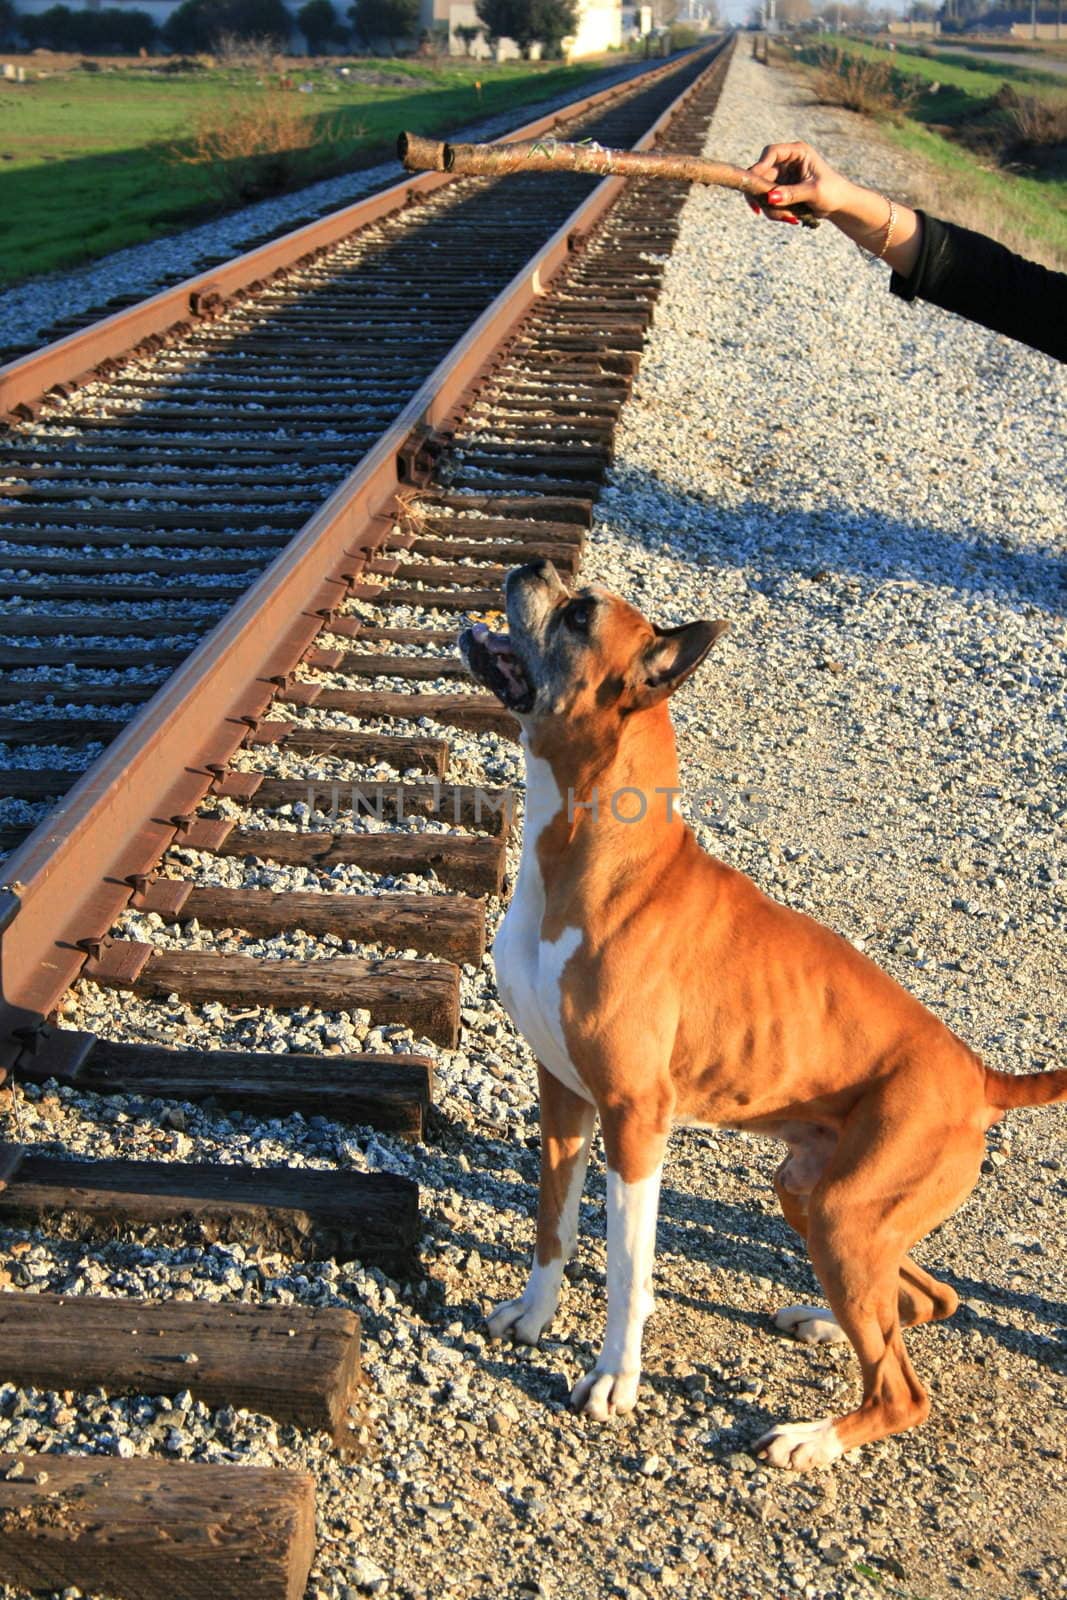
[0,49,710,422]
[0,35,733,1072]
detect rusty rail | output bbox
[0,48,714,422]
[0,37,734,1076]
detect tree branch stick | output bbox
[397,131,819,225]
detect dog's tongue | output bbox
[470,621,513,657]
[469,622,528,700]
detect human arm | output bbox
[744,140,1066,362]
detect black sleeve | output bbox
[890,211,1067,363]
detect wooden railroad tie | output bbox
[19,1034,433,1139]
[164,813,504,898]
[133,879,486,964]
[206,773,514,837]
[281,685,518,740]
[0,1454,314,1600]
[246,722,449,777]
[0,1293,364,1446]
[82,942,461,1049]
[0,1145,418,1269]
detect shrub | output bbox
[170,80,333,202]
[811,46,917,121]
[1002,90,1067,150]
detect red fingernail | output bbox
[786,216,799,226]
[747,200,760,214]
[766,189,783,205]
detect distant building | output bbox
[887,16,941,34]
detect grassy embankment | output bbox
[796,36,1067,268]
[0,57,612,287]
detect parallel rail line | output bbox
[0,37,735,1598]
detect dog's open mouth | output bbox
[460,622,535,712]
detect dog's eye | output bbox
[565,600,593,634]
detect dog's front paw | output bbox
[487,1293,554,1346]
[570,1366,641,1421]
[752,1418,843,1471]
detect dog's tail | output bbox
[984,1064,1067,1112]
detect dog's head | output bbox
[459,560,728,725]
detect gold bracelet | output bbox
[876,197,898,261]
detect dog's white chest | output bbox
[493,749,593,1104]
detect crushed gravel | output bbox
[1,47,1064,1600]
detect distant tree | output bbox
[20,4,157,49]
[97,7,158,49]
[348,0,418,49]
[298,0,346,48]
[475,0,574,54]
[454,20,482,50]
[0,0,18,45]
[474,0,526,50]
[163,0,293,52]
[19,4,70,48]
[530,0,575,52]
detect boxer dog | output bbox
[460,560,1066,1470]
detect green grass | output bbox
[883,114,1067,263]
[0,58,610,287]
[859,36,1066,93]
[813,32,1066,108]
[797,36,1067,267]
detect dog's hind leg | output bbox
[896,1257,959,1328]
[772,1173,957,1340]
[757,1079,983,1470]
[772,1166,851,1346]
[488,1062,595,1346]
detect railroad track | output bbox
[0,37,735,1599]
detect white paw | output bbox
[570,1366,641,1420]
[487,1294,555,1346]
[753,1418,844,1472]
[774,1304,850,1346]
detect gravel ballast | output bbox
[1,48,1065,1600]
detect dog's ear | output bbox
[630,619,729,708]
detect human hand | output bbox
[743,140,855,226]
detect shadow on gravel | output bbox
[427,1116,1065,1380]
[599,470,1066,613]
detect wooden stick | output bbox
[397,131,819,226]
